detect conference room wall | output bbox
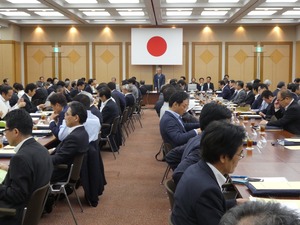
[1,25,299,88]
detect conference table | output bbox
[232,118,300,199]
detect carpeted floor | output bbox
[39,108,171,225]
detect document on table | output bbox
[250,181,300,190]
[284,138,300,142]
[284,146,300,151]
[0,169,7,183]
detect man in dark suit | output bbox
[0,109,53,224]
[50,101,89,183]
[260,90,300,135]
[22,83,45,113]
[203,76,214,91]
[84,79,96,94]
[171,121,246,225]
[242,82,255,106]
[160,91,201,148]
[232,80,246,106]
[218,80,231,100]
[122,84,135,108]
[107,82,126,114]
[48,93,68,138]
[139,80,148,96]
[70,79,85,98]
[98,86,119,138]
[153,67,165,91]
[259,90,276,120]
[273,81,286,98]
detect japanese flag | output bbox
[131,28,183,65]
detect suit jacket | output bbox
[203,82,214,91]
[21,94,38,113]
[49,105,68,138]
[251,95,262,109]
[153,74,165,90]
[160,111,199,148]
[232,89,246,105]
[112,89,126,114]
[101,99,119,137]
[197,84,204,92]
[243,91,255,106]
[51,126,89,182]
[125,93,135,108]
[267,100,300,135]
[0,138,53,225]
[84,85,93,94]
[139,85,148,95]
[32,88,48,106]
[171,160,227,225]
[221,85,231,100]
[90,104,103,125]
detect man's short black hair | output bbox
[57,81,65,87]
[5,109,33,135]
[48,93,67,107]
[200,121,245,164]
[258,83,268,90]
[68,101,87,124]
[261,90,273,99]
[199,103,232,130]
[77,79,85,86]
[73,94,90,110]
[25,83,37,93]
[277,81,285,89]
[98,86,111,99]
[163,86,176,103]
[246,82,253,91]
[236,80,244,88]
[218,80,225,86]
[0,85,12,95]
[289,83,299,92]
[220,201,300,225]
[107,82,116,90]
[169,91,189,108]
[13,83,24,91]
[88,79,94,85]
[294,78,300,83]
[253,79,261,84]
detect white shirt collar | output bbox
[285,99,294,110]
[206,162,227,190]
[14,137,33,153]
[68,124,84,134]
[25,93,32,101]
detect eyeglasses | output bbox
[2,128,12,135]
[236,150,245,160]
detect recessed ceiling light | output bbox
[124,19,146,22]
[0,11,30,16]
[6,0,40,3]
[94,20,116,22]
[166,0,197,3]
[166,8,193,11]
[82,11,111,16]
[109,0,139,3]
[118,11,145,16]
[166,11,192,16]
[204,8,231,11]
[248,11,276,16]
[201,11,228,16]
[65,0,97,3]
[209,0,239,2]
[282,11,300,15]
[116,8,143,11]
[35,12,64,16]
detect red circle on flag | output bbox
[147,36,167,57]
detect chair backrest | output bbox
[70,153,85,183]
[164,179,176,210]
[22,183,50,225]
[120,108,129,125]
[110,116,120,136]
[163,143,173,156]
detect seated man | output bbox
[260,90,300,135]
[219,201,300,225]
[22,83,45,113]
[160,91,200,148]
[231,80,246,106]
[258,90,277,120]
[169,102,232,185]
[51,101,89,183]
[171,121,246,225]
[0,109,53,224]
[48,93,68,138]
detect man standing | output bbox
[0,109,53,224]
[153,67,165,91]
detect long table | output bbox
[233,121,300,199]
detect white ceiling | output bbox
[0,0,300,27]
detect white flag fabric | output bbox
[131,28,183,65]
